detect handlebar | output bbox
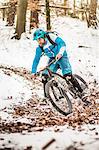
[36,59,56,76]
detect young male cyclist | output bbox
[31,29,83,98]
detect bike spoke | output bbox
[49,84,71,114]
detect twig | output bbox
[42,138,56,150]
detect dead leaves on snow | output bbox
[0,64,99,133]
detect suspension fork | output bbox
[51,79,64,99]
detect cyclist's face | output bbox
[37,38,45,46]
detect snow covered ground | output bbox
[0,124,99,150]
[0,16,99,149]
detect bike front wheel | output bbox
[45,79,72,116]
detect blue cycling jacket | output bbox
[32,33,72,75]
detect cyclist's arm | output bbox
[47,34,66,56]
[55,37,66,56]
[32,47,42,74]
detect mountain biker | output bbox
[31,29,83,97]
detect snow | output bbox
[0,16,99,149]
[0,125,99,150]
[0,72,32,109]
[39,16,99,82]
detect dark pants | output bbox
[64,73,83,93]
[42,74,49,97]
[42,73,83,98]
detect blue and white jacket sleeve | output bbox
[49,33,66,56]
[32,47,42,74]
[55,37,66,56]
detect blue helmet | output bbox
[33,29,46,40]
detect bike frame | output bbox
[36,59,62,82]
[35,58,71,87]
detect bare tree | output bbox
[73,0,76,17]
[64,0,67,15]
[15,0,28,39]
[29,0,39,31]
[45,0,51,30]
[80,0,84,20]
[87,0,98,28]
[6,0,17,26]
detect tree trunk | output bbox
[73,0,76,17]
[80,0,84,20]
[29,0,39,30]
[64,0,67,15]
[2,8,6,21]
[30,10,39,29]
[6,0,17,26]
[86,0,89,5]
[16,0,28,39]
[87,0,98,28]
[45,0,51,30]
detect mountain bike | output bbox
[36,59,88,116]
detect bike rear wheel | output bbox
[67,74,88,99]
[45,78,72,116]
[73,74,88,90]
